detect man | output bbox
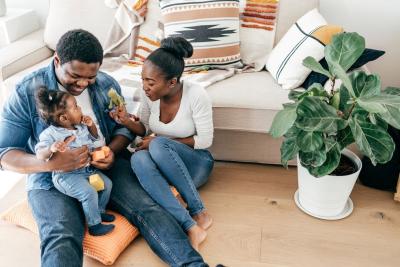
[0,29,207,267]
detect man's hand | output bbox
[90,147,115,170]
[81,115,94,127]
[136,135,155,151]
[49,146,91,172]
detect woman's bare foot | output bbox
[187,225,207,251]
[193,211,213,230]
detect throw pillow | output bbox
[159,0,242,70]
[239,0,280,71]
[1,200,139,266]
[1,187,181,265]
[301,48,386,89]
[266,9,343,90]
[132,0,163,64]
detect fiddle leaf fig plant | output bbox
[269,32,400,177]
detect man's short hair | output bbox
[56,29,103,65]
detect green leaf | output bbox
[270,103,298,137]
[369,113,388,130]
[329,62,356,98]
[357,94,400,129]
[297,83,329,101]
[357,95,400,114]
[377,108,400,130]
[303,56,332,78]
[299,150,327,168]
[296,130,324,152]
[281,126,300,168]
[325,32,365,72]
[337,126,354,150]
[296,97,347,133]
[330,91,340,109]
[288,89,305,101]
[324,136,337,152]
[349,116,395,165]
[307,144,342,177]
[350,71,381,97]
[325,33,365,98]
[338,84,352,116]
[383,87,400,95]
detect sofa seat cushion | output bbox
[207,71,292,133]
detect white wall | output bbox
[6,0,48,26]
[320,0,400,89]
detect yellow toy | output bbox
[91,146,111,161]
[107,88,125,110]
[89,174,105,191]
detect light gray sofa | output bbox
[0,0,319,265]
[0,0,319,164]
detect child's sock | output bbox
[101,213,116,222]
[88,223,115,236]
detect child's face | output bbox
[64,95,83,125]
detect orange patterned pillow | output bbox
[0,186,182,265]
[0,199,139,265]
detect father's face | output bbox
[54,55,100,96]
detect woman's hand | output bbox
[90,147,115,170]
[109,105,138,126]
[136,135,155,151]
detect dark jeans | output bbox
[28,158,207,267]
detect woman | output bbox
[110,37,214,250]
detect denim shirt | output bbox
[0,60,134,191]
[35,124,100,153]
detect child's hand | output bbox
[50,135,76,153]
[50,141,68,153]
[81,115,94,127]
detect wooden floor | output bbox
[82,162,400,267]
[1,162,399,266]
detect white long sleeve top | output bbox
[139,80,214,149]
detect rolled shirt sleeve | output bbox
[192,88,214,149]
[0,87,33,170]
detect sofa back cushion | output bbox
[44,0,116,50]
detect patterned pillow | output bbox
[0,200,139,265]
[239,0,280,70]
[132,0,163,65]
[1,187,181,265]
[159,0,242,70]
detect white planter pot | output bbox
[294,149,362,220]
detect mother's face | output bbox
[141,60,177,101]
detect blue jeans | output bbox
[52,169,112,226]
[131,137,214,231]
[28,158,207,267]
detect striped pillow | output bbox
[239,0,279,71]
[132,0,163,65]
[159,0,242,70]
[266,9,331,90]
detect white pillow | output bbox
[266,9,327,90]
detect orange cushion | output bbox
[1,187,181,265]
[0,199,139,265]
